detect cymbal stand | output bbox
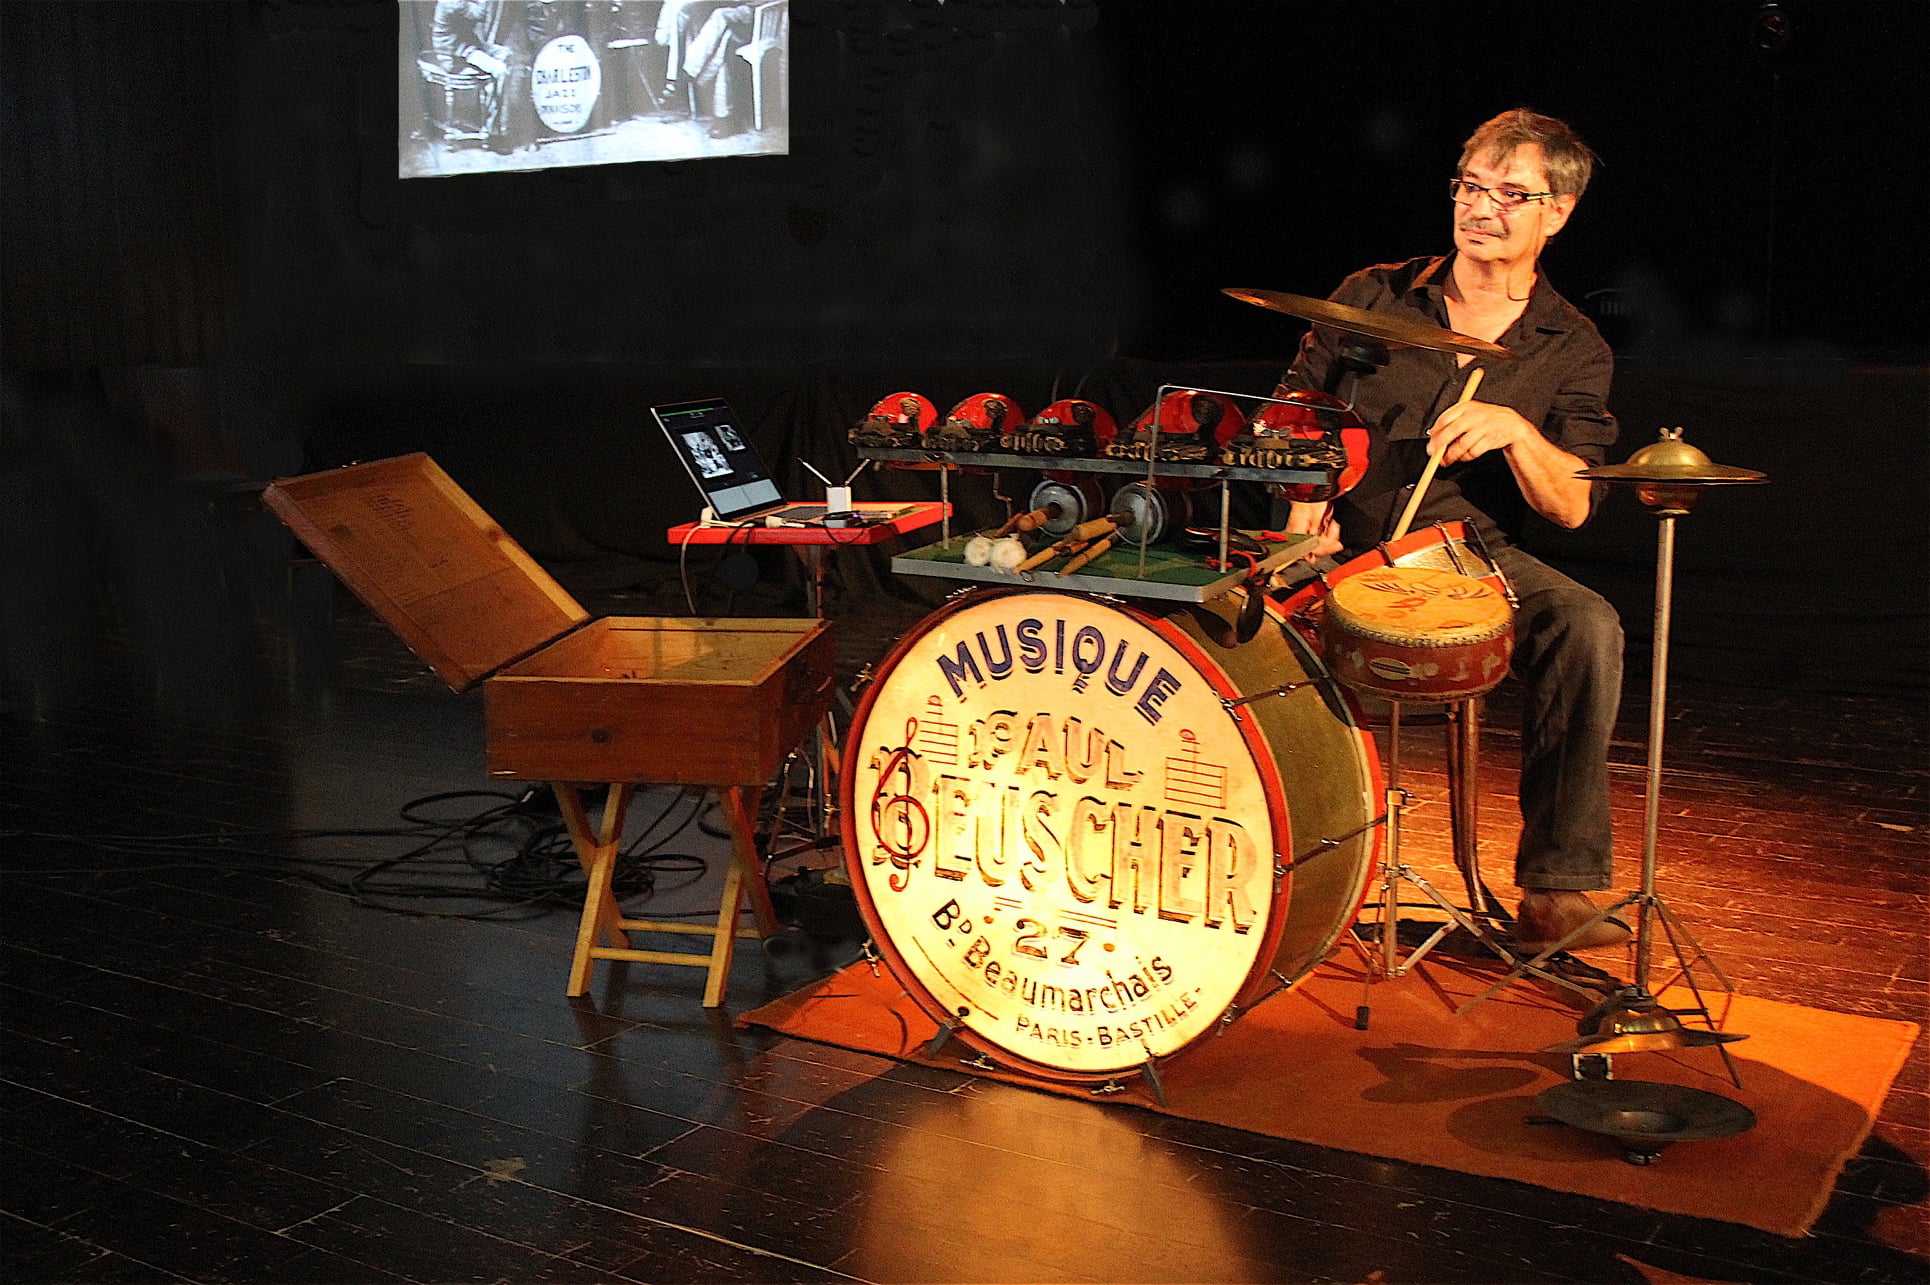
[1461,505,1734,1020]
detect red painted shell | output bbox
[1247,390,1370,502]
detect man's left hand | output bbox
[1428,399,1536,466]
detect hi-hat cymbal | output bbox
[1223,287,1514,360]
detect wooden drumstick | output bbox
[1057,535,1114,577]
[1390,367,1483,543]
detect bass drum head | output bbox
[1165,592,1381,992]
[841,589,1380,1080]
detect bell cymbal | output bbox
[1223,287,1514,360]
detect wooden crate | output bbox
[263,453,833,785]
[485,615,833,786]
[263,453,835,1005]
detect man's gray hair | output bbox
[1459,110,1597,198]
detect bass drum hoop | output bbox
[839,587,1380,1082]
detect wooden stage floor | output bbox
[2,587,1924,1284]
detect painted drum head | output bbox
[1327,567,1511,644]
[1322,567,1514,702]
[841,591,1292,1078]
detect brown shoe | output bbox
[1515,890,1631,954]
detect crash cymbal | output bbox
[1223,288,1514,360]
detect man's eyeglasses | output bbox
[1448,178,1552,211]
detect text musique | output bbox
[933,616,1184,722]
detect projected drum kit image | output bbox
[833,287,1767,1163]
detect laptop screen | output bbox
[651,399,786,522]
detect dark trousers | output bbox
[1492,545,1624,892]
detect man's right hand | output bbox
[1285,501,1343,557]
[466,49,508,76]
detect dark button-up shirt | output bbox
[1277,255,1618,554]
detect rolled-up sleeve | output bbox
[1544,331,1619,516]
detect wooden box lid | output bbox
[263,454,589,693]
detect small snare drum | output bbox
[1321,565,1513,703]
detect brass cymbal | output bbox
[1580,427,1768,486]
[1535,1079,1756,1147]
[1580,463,1768,484]
[1223,287,1515,360]
[1574,461,1767,480]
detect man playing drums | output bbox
[1279,109,1628,954]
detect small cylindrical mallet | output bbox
[996,506,1053,537]
[1016,542,1065,573]
[1017,516,1117,572]
[1057,535,1115,576]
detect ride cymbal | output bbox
[1222,288,1514,360]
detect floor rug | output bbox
[741,956,1918,1237]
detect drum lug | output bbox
[924,1007,968,1060]
[850,662,876,693]
[1138,1043,1169,1107]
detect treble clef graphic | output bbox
[870,717,931,892]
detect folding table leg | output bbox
[703,785,778,1007]
[559,782,635,997]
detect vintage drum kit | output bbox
[829,289,1768,1155]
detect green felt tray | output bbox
[891,530,1316,604]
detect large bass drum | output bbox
[841,588,1381,1081]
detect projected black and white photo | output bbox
[400,0,789,179]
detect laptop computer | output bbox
[651,398,830,525]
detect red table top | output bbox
[667,501,949,547]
